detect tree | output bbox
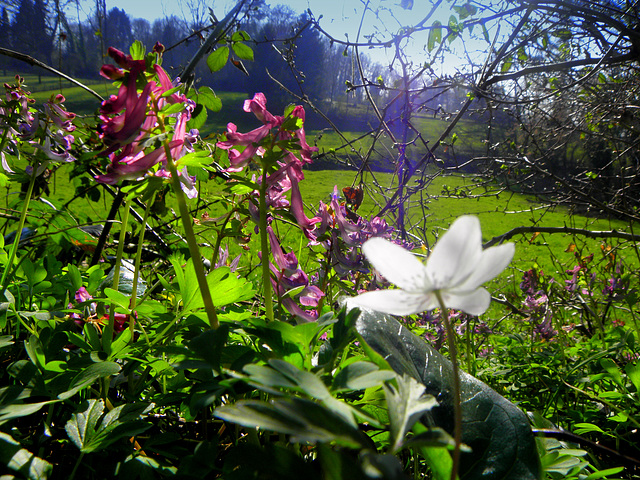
[103,7,132,53]
[0,8,10,74]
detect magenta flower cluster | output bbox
[1,77,76,177]
[217,93,400,321]
[94,47,198,197]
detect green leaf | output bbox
[232,42,254,61]
[65,398,105,452]
[501,55,513,73]
[207,46,229,72]
[452,3,477,20]
[428,21,442,52]
[384,373,437,452]
[0,431,52,480]
[66,264,82,292]
[583,467,625,479]
[599,358,624,387]
[129,40,145,60]
[0,334,13,351]
[625,362,640,392]
[215,397,369,448]
[58,361,121,400]
[177,150,212,169]
[197,86,222,112]
[231,30,251,42]
[354,308,541,480]
[187,103,207,130]
[332,361,396,392]
[103,288,131,311]
[65,398,150,453]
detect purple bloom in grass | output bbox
[75,286,92,303]
[299,285,324,307]
[95,140,182,185]
[44,94,76,132]
[520,269,540,295]
[534,311,557,341]
[287,164,320,231]
[267,225,299,273]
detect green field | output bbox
[3,74,635,297]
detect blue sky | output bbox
[75,0,493,72]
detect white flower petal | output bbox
[442,287,491,316]
[362,237,431,292]
[347,289,436,316]
[426,215,482,288]
[456,242,515,292]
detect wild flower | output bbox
[94,47,197,196]
[347,215,515,316]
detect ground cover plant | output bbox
[2,1,640,478]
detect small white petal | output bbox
[426,216,482,288]
[362,237,431,292]
[456,242,515,292]
[347,289,436,316]
[441,288,491,316]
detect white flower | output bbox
[347,215,515,316]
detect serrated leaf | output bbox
[354,308,541,480]
[65,398,105,451]
[231,30,251,42]
[384,374,437,452]
[129,40,145,60]
[232,42,254,61]
[197,86,222,112]
[207,46,229,72]
[65,399,150,453]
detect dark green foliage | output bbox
[355,308,542,480]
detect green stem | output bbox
[129,192,155,336]
[435,290,462,480]
[163,142,219,329]
[103,193,132,354]
[258,166,274,322]
[1,169,37,294]
[68,452,85,480]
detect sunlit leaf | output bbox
[354,308,541,480]
[207,46,229,72]
[232,42,254,61]
[0,432,52,480]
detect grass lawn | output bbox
[3,75,636,308]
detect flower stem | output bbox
[128,192,155,339]
[259,166,274,322]
[0,169,37,295]
[435,290,462,480]
[163,143,219,329]
[103,193,132,354]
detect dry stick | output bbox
[377,7,534,217]
[0,47,104,102]
[484,225,640,248]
